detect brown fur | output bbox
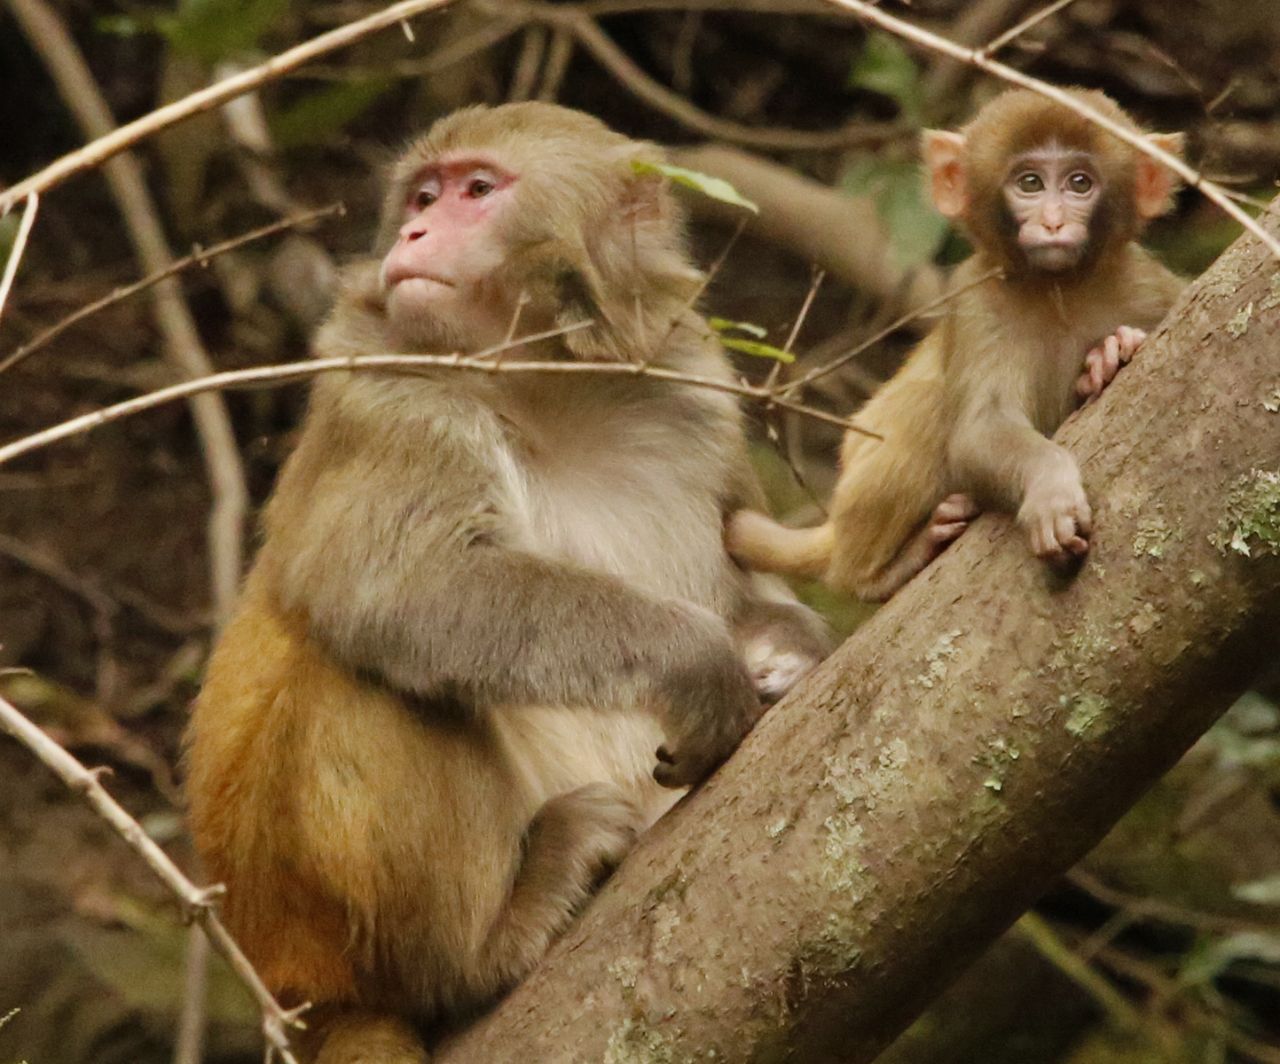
[726,88,1186,598]
[185,103,828,1062]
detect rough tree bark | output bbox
[434,206,1280,1063]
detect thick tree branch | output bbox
[433,206,1280,1062]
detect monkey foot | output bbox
[745,644,817,704]
[926,493,979,556]
[1076,325,1146,403]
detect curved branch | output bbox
[492,0,899,151]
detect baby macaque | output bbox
[184,103,828,1063]
[728,88,1185,598]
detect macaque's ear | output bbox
[1134,132,1185,219]
[921,130,969,220]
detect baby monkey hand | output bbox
[1077,326,1146,404]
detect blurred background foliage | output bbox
[0,1,1278,1061]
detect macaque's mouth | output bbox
[1024,242,1085,269]
[384,267,459,290]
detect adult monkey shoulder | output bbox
[184,101,828,1064]
[727,87,1186,597]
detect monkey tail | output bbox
[726,509,833,580]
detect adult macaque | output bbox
[727,89,1185,598]
[185,103,828,1063]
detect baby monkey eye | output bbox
[1066,172,1094,194]
[1015,172,1045,193]
[413,188,437,210]
[467,177,496,198]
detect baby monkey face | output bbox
[1002,147,1102,272]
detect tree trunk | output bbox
[436,205,1280,1064]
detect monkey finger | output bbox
[655,744,675,764]
[929,520,970,546]
[1065,533,1090,556]
[1075,501,1093,537]
[1102,338,1121,379]
[1030,517,1058,559]
[1104,333,1120,365]
[1117,325,1146,361]
[1052,512,1080,556]
[938,493,980,521]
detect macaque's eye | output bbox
[467,177,496,198]
[413,187,437,210]
[1066,172,1094,194]
[1015,172,1044,194]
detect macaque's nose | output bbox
[1041,201,1066,232]
[399,222,427,243]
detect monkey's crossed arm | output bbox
[267,377,761,789]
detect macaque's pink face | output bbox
[381,156,519,342]
[1002,147,1101,272]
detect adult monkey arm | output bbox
[266,375,757,787]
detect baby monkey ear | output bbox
[1134,132,1186,219]
[921,129,969,220]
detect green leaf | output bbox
[269,79,393,149]
[1180,931,1280,986]
[849,32,922,124]
[708,317,767,339]
[631,161,758,213]
[164,0,292,64]
[95,12,172,38]
[720,337,794,363]
[1233,875,1280,906]
[842,155,950,271]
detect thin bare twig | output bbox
[0,0,460,214]
[766,266,825,390]
[1068,868,1270,936]
[0,327,876,473]
[0,192,39,324]
[537,29,575,101]
[0,691,306,1064]
[1016,913,1152,1037]
[486,0,898,151]
[0,203,345,375]
[979,0,1080,58]
[509,24,548,101]
[7,0,249,631]
[781,267,1004,396]
[301,15,528,82]
[820,0,1280,260]
[760,267,829,513]
[174,929,212,1064]
[650,212,752,367]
